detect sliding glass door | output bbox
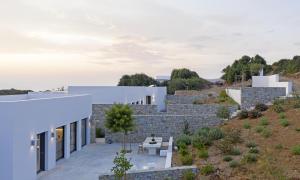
[70,122,77,153]
[81,119,87,147]
[56,126,64,161]
[37,132,45,173]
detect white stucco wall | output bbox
[252,74,292,95]
[0,94,92,180]
[68,86,167,111]
[226,88,242,105]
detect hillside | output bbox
[172,97,300,179]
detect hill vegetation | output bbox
[222,55,300,84]
[0,88,33,96]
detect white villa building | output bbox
[0,86,167,180]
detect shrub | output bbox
[246,141,257,148]
[176,134,191,146]
[243,121,251,129]
[279,119,289,127]
[279,112,286,119]
[196,127,210,137]
[218,90,228,102]
[238,110,249,119]
[225,129,243,144]
[229,160,240,168]
[296,128,300,132]
[242,153,257,163]
[275,144,283,150]
[261,128,272,138]
[179,147,189,156]
[96,128,105,138]
[249,147,259,154]
[198,149,209,159]
[291,145,300,155]
[191,135,205,149]
[217,106,230,119]
[259,117,269,126]
[255,103,268,112]
[273,104,284,113]
[183,170,195,180]
[248,110,262,119]
[208,128,224,140]
[223,156,233,162]
[230,148,241,156]
[200,164,215,175]
[216,139,234,154]
[255,126,264,133]
[180,154,193,165]
[273,99,285,105]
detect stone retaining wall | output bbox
[105,114,224,142]
[166,95,209,104]
[99,166,198,180]
[167,104,238,115]
[241,87,286,109]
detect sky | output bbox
[1,0,300,90]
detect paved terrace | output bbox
[38,143,166,180]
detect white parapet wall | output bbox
[68,86,167,111]
[0,93,92,180]
[226,88,242,105]
[252,74,292,96]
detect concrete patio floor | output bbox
[38,143,166,180]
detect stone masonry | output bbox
[99,166,198,180]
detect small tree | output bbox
[217,106,230,120]
[105,104,135,151]
[111,152,133,180]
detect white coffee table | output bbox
[143,137,163,155]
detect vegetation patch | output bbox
[182,170,195,180]
[246,141,257,148]
[255,103,268,112]
[223,156,233,162]
[248,110,262,119]
[200,164,215,175]
[243,121,251,129]
[279,119,290,127]
[291,145,300,155]
[238,110,249,119]
[229,160,240,168]
[259,117,269,126]
[261,128,272,138]
[242,153,257,163]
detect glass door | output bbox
[37,132,45,173]
[56,126,64,161]
[81,119,87,147]
[70,122,77,153]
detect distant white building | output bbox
[0,92,92,180]
[68,86,167,111]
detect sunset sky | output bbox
[1,0,300,90]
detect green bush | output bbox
[208,128,224,140]
[191,135,205,149]
[216,139,234,154]
[217,106,230,119]
[238,110,249,119]
[180,154,193,165]
[255,103,268,112]
[243,121,251,129]
[223,156,233,162]
[273,99,285,105]
[179,147,189,156]
[296,128,300,132]
[242,153,257,163]
[249,147,259,154]
[246,141,257,148]
[248,110,262,119]
[261,128,272,138]
[225,129,243,144]
[229,160,240,168]
[230,148,241,156]
[273,104,284,113]
[183,170,195,180]
[96,128,105,138]
[279,112,286,119]
[279,119,289,127]
[176,134,191,146]
[259,117,269,126]
[291,145,300,155]
[200,164,215,175]
[198,149,209,159]
[196,127,210,137]
[255,126,264,133]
